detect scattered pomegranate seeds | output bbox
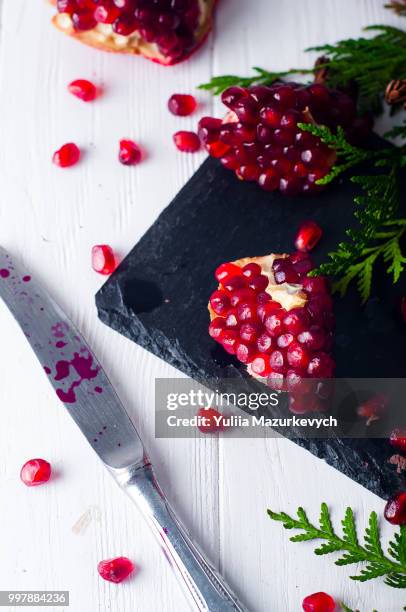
[197,407,225,434]
[97,557,135,583]
[384,492,406,525]
[92,245,117,275]
[20,458,52,487]
[168,94,197,116]
[389,429,406,453]
[173,131,201,153]
[198,82,372,195]
[295,221,323,252]
[118,139,142,166]
[302,591,336,612]
[53,142,81,168]
[68,79,97,102]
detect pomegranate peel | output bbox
[51,0,216,66]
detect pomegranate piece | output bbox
[53,142,80,168]
[168,94,197,116]
[197,407,225,433]
[389,429,406,453]
[208,252,335,412]
[357,393,388,425]
[92,244,117,275]
[68,78,97,101]
[302,591,336,612]
[384,492,406,525]
[119,139,142,166]
[20,458,52,487]
[52,0,216,66]
[198,82,372,196]
[295,221,323,252]
[97,557,135,583]
[173,131,200,153]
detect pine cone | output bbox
[385,79,406,107]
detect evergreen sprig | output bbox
[199,26,406,115]
[267,503,406,588]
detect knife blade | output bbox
[0,247,246,612]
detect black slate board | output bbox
[96,146,406,500]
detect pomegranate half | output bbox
[208,252,335,413]
[50,0,216,65]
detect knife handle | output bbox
[116,462,247,612]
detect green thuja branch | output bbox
[268,504,406,588]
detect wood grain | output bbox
[0,1,404,610]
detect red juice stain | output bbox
[22,275,31,282]
[52,322,69,338]
[56,341,67,348]
[0,269,10,278]
[53,351,99,404]
[44,366,51,375]
[95,386,103,393]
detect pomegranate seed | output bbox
[119,139,142,165]
[251,354,271,377]
[239,322,259,344]
[92,244,117,275]
[256,332,273,353]
[287,341,310,370]
[72,10,97,31]
[68,79,97,102]
[248,275,269,292]
[20,459,51,487]
[302,276,328,294]
[216,262,242,283]
[53,143,80,168]
[168,94,197,116]
[221,86,248,108]
[237,302,257,323]
[210,290,230,315]
[242,262,261,278]
[357,394,388,424]
[230,288,256,307]
[389,429,406,452]
[225,309,238,328]
[223,275,246,293]
[220,329,238,354]
[384,492,406,525]
[173,131,200,153]
[97,557,135,583]
[197,407,225,433]
[295,221,323,252]
[264,312,285,337]
[235,341,255,364]
[307,353,335,378]
[302,592,335,612]
[208,317,226,341]
[269,350,287,373]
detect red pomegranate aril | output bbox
[223,275,246,293]
[258,169,279,191]
[279,176,302,196]
[236,164,260,182]
[198,117,223,144]
[119,139,142,165]
[233,98,259,125]
[283,308,310,335]
[230,288,256,307]
[221,86,248,109]
[94,1,120,23]
[302,276,328,294]
[295,221,323,252]
[97,557,135,583]
[221,329,238,354]
[269,350,287,373]
[307,294,333,319]
[302,591,335,612]
[277,333,294,349]
[53,142,80,168]
[237,302,257,323]
[257,291,271,304]
[197,408,225,433]
[57,0,76,12]
[225,309,238,328]
[206,141,230,158]
[242,262,261,278]
[389,429,406,453]
[209,317,226,341]
[68,79,97,102]
[235,341,255,364]
[216,262,242,283]
[384,492,406,525]
[251,354,271,377]
[274,267,300,285]
[297,326,326,351]
[307,353,335,378]
[173,131,200,153]
[273,85,297,109]
[292,255,314,276]
[264,312,285,337]
[113,14,138,35]
[267,371,285,391]
[210,290,230,315]
[286,368,312,393]
[256,332,273,353]
[240,322,259,344]
[221,153,240,170]
[168,94,197,116]
[20,458,51,487]
[248,275,269,292]
[287,342,310,369]
[92,244,117,275]
[72,10,97,31]
[357,394,388,422]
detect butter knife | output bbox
[0,247,246,612]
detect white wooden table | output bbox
[0,1,404,610]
